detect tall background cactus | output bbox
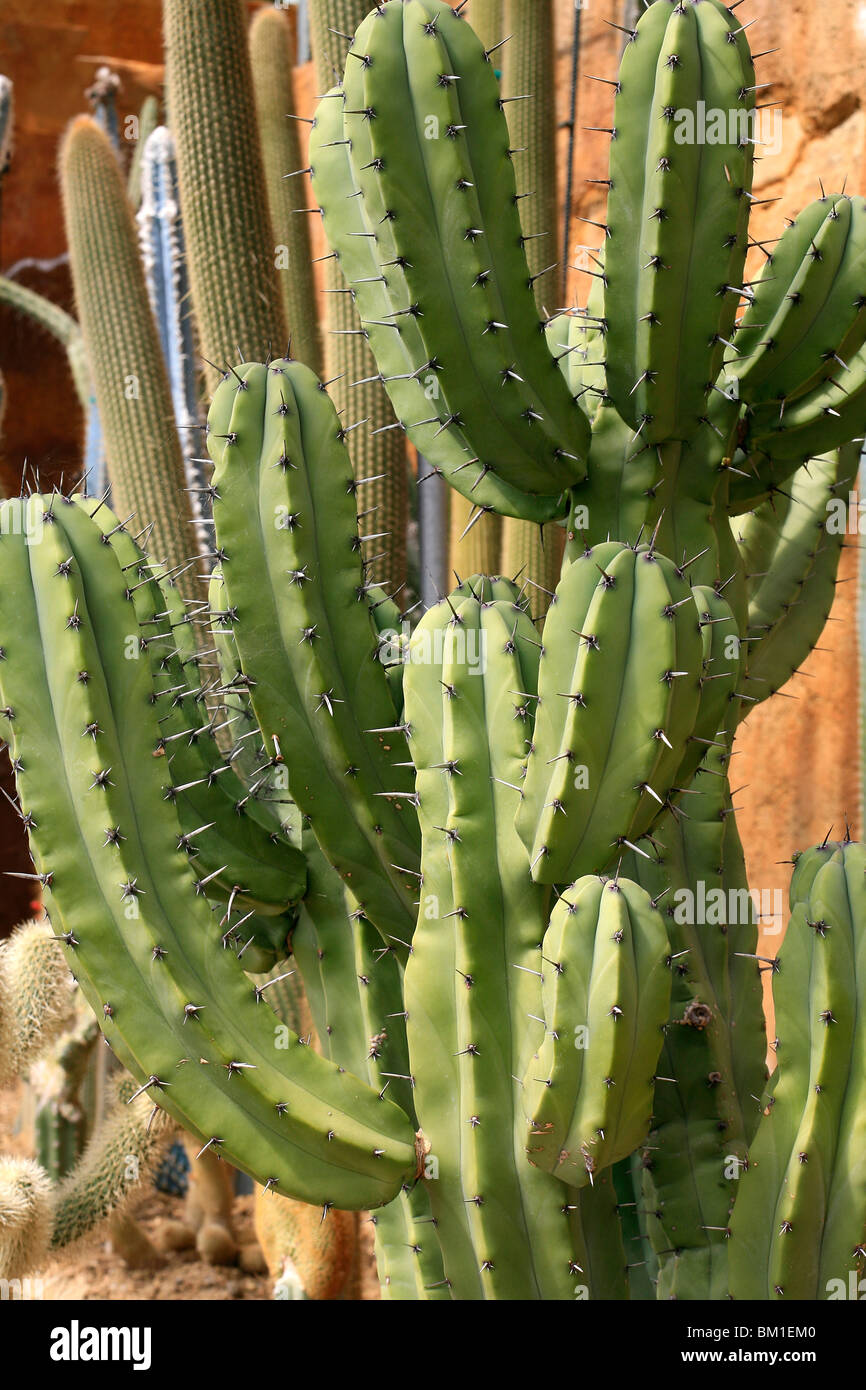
[499,0,564,605]
[309,0,409,594]
[249,5,324,376]
[163,0,286,386]
[60,117,197,596]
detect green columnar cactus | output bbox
[522,877,671,1183]
[206,358,419,942]
[729,839,866,1299]
[500,0,563,604]
[2,0,866,1301]
[403,579,582,1297]
[59,117,197,598]
[309,0,409,593]
[249,7,324,376]
[0,493,417,1211]
[163,0,286,390]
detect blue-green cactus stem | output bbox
[208,359,420,944]
[0,495,417,1211]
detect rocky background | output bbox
[0,0,862,937]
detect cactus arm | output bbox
[163,0,286,391]
[612,1152,659,1300]
[320,0,590,503]
[309,81,564,527]
[0,497,417,1210]
[575,1169,630,1301]
[208,359,419,944]
[604,0,753,443]
[124,558,308,918]
[0,275,90,413]
[730,845,866,1299]
[737,449,854,709]
[627,740,767,1299]
[731,195,866,406]
[517,542,704,885]
[293,835,449,1298]
[404,587,580,1298]
[249,7,324,378]
[743,334,866,467]
[402,602,480,1296]
[522,877,671,1185]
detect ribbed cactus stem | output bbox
[500,0,562,604]
[250,7,323,376]
[309,0,408,593]
[164,0,286,390]
[59,117,197,597]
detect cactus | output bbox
[1,0,866,1300]
[0,924,172,1279]
[447,0,502,580]
[0,920,76,1087]
[499,0,563,605]
[0,1075,172,1278]
[127,95,160,210]
[163,0,286,389]
[728,839,866,1299]
[249,6,324,376]
[309,0,409,594]
[136,125,208,554]
[59,117,197,596]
